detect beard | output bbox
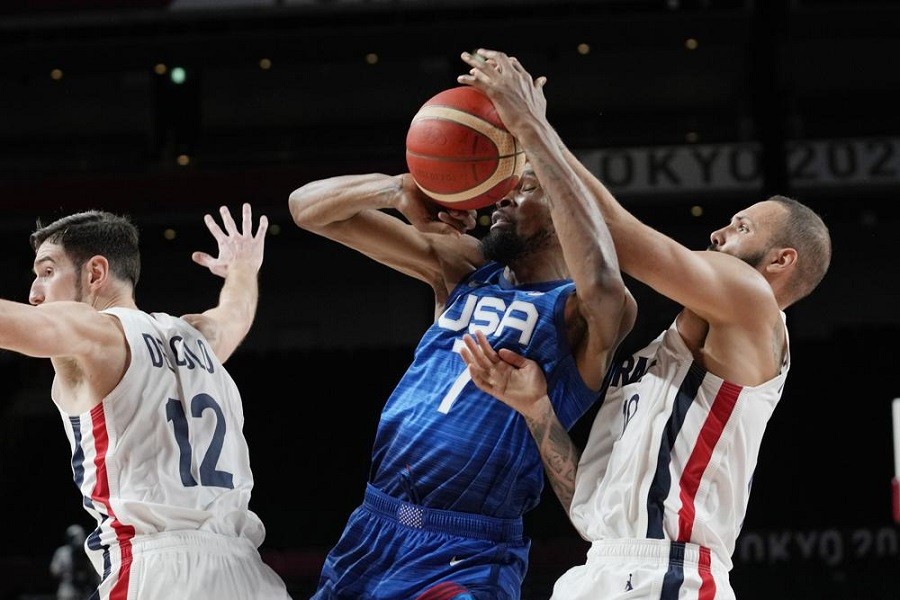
[481,227,552,266]
[708,244,767,269]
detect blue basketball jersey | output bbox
[369,261,598,519]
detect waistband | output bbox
[127,529,258,555]
[363,483,523,543]
[588,539,726,574]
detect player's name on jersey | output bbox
[576,136,900,195]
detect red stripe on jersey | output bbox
[676,380,742,541]
[698,545,716,600]
[89,403,136,599]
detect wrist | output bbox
[521,394,553,422]
[227,260,261,278]
[510,119,556,151]
[384,174,408,211]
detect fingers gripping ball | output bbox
[414,581,476,600]
[406,86,526,211]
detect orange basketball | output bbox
[405,86,526,211]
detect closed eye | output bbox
[519,173,539,193]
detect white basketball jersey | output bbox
[53,308,265,577]
[570,314,790,572]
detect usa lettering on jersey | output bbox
[437,294,540,345]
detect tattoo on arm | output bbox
[524,401,581,512]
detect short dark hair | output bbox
[768,195,831,304]
[30,210,141,289]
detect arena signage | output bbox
[576,137,900,194]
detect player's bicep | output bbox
[636,244,768,322]
[0,301,116,359]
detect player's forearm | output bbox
[561,145,682,281]
[207,261,259,353]
[521,395,581,513]
[559,144,634,228]
[514,122,623,293]
[0,300,46,356]
[288,173,402,232]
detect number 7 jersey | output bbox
[369,261,599,519]
[53,307,265,576]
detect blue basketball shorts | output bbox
[311,484,530,600]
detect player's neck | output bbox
[505,257,569,285]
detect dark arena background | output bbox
[1,1,899,598]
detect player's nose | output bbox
[496,186,522,208]
[29,285,44,306]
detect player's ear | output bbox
[86,255,111,287]
[767,246,797,274]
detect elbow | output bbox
[288,184,325,232]
[288,188,312,230]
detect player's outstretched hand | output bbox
[458,48,548,138]
[460,330,548,417]
[192,203,268,278]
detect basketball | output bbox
[405,86,526,211]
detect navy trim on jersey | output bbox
[646,363,705,539]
